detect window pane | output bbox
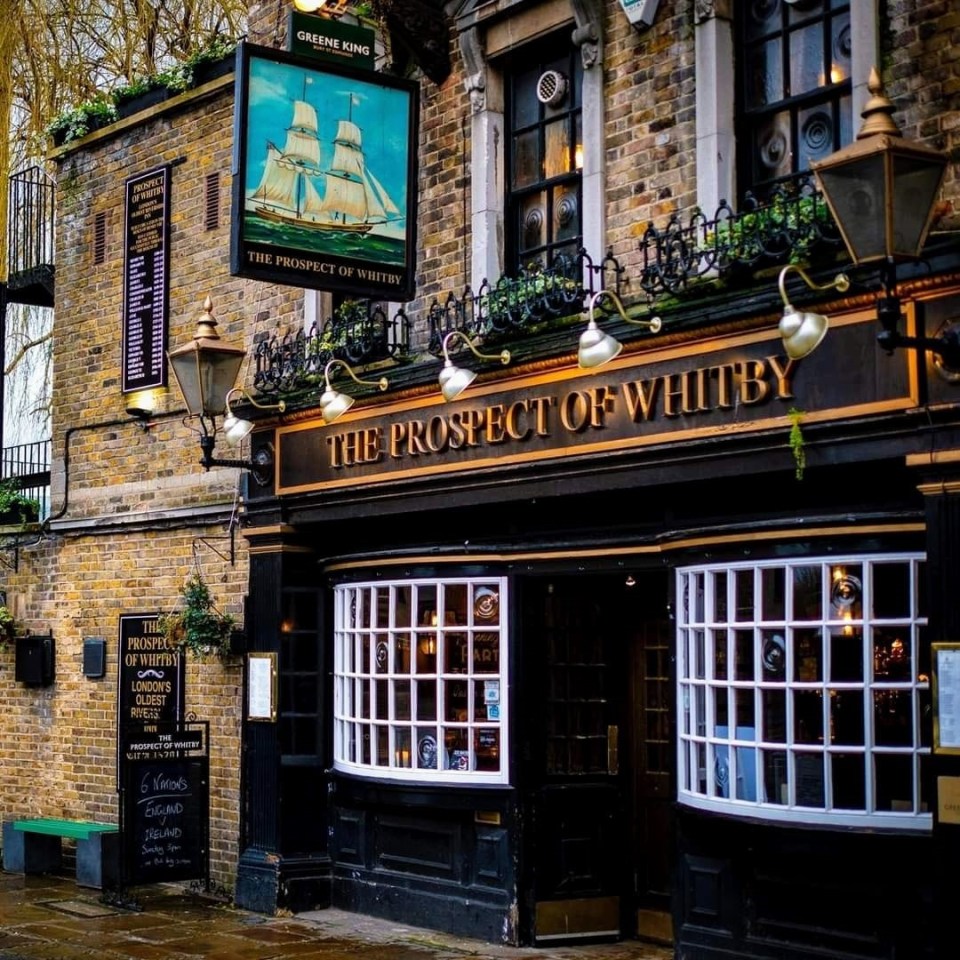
[735,629,755,680]
[873,628,911,681]
[797,103,835,170]
[753,110,791,180]
[830,563,862,620]
[832,753,865,809]
[830,628,863,682]
[875,691,913,747]
[519,192,546,253]
[761,630,786,680]
[475,728,500,772]
[831,11,851,82]
[793,565,822,620]
[874,753,913,812]
[762,689,786,743]
[873,563,910,619]
[747,38,783,106]
[712,628,728,680]
[789,22,825,96]
[544,119,570,178]
[761,567,785,621]
[415,727,439,769]
[795,753,825,807]
[554,187,580,242]
[762,750,788,804]
[713,571,728,621]
[512,66,539,128]
[794,627,823,681]
[794,690,823,744]
[831,689,864,745]
[735,570,754,621]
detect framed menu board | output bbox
[122,166,170,393]
[933,643,960,754]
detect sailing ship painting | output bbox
[241,55,412,267]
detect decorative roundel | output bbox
[835,23,852,62]
[474,587,499,622]
[376,641,388,670]
[760,129,788,171]
[802,111,832,156]
[523,207,544,242]
[556,195,577,228]
[536,70,568,107]
[831,573,862,609]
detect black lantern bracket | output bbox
[168,297,284,487]
[874,260,960,379]
[810,67,956,378]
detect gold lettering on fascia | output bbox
[323,355,795,470]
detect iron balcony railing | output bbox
[636,176,843,298]
[2,439,51,520]
[251,186,840,401]
[7,166,56,307]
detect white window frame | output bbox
[333,576,510,784]
[694,1,879,215]
[676,554,931,831]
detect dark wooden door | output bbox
[520,576,629,944]
[628,571,675,943]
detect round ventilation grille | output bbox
[536,70,568,107]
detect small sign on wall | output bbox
[288,11,375,70]
[122,167,170,394]
[617,0,660,29]
[933,643,960,754]
[247,652,277,722]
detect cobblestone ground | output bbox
[0,874,673,960]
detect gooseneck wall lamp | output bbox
[438,331,511,402]
[320,359,388,424]
[577,289,662,369]
[167,297,284,487]
[808,67,958,374]
[778,265,850,360]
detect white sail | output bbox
[291,99,319,134]
[281,128,321,170]
[330,142,365,180]
[251,145,300,210]
[335,119,362,149]
[300,174,327,219]
[319,173,370,221]
[363,168,401,217]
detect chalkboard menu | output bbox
[118,614,184,725]
[122,166,170,393]
[121,723,208,886]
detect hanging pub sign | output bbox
[230,42,419,300]
[288,11,376,70]
[122,166,170,393]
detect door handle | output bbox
[607,724,619,775]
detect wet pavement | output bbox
[0,873,673,960]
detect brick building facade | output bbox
[2,1,960,957]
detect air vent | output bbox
[204,172,220,230]
[93,211,107,264]
[536,70,568,107]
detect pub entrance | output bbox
[517,569,673,944]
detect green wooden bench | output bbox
[2,817,119,888]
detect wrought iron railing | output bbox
[637,177,842,298]
[426,248,622,356]
[251,187,840,400]
[254,300,409,396]
[6,166,56,305]
[2,439,51,520]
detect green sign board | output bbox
[288,12,376,70]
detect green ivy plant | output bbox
[0,479,40,526]
[47,36,238,146]
[0,605,17,646]
[158,572,235,661]
[788,407,807,481]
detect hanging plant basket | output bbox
[158,573,236,660]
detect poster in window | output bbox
[231,42,419,300]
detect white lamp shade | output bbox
[779,305,829,360]
[320,388,354,423]
[439,362,476,402]
[578,321,623,368]
[223,412,255,446]
[293,0,324,10]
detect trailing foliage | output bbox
[158,572,235,660]
[788,408,807,481]
[0,478,40,525]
